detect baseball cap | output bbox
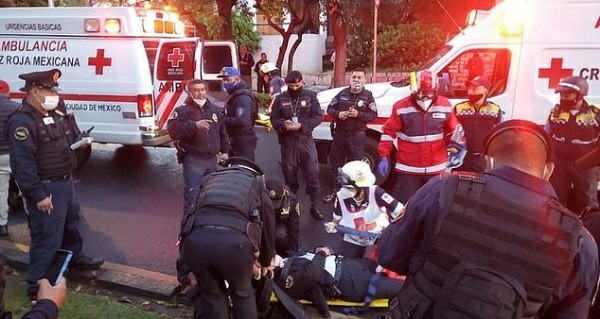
[0,80,9,94]
[217,67,240,78]
[466,76,491,91]
[285,70,303,84]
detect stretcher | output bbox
[255,113,272,132]
[270,293,389,308]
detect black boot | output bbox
[310,206,324,220]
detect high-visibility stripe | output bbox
[394,161,447,174]
[154,80,172,113]
[157,89,184,129]
[396,105,453,115]
[11,92,138,103]
[380,135,394,141]
[397,132,444,143]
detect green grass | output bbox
[5,272,178,319]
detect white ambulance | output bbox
[0,6,237,162]
[315,0,600,182]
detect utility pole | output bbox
[372,0,380,82]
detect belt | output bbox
[198,225,237,231]
[40,173,71,183]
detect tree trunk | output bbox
[217,0,236,39]
[287,27,307,71]
[328,0,347,88]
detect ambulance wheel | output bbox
[362,137,390,185]
[75,146,92,168]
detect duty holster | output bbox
[173,140,186,164]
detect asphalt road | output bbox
[6,127,341,276]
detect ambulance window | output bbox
[156,42,196,81]
[203,46,233,74]
[437,49,511,99]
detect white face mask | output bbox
[416,98,433,111]
[350,81,364,91]
[194,99,206,106]
[338,187,357,199]
[41,95,60,111]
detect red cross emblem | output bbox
[538,58,573,89]
[88,49,112,75]
[167,48,185,68]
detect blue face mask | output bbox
[223,82,236,93]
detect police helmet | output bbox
[266,179,288,209]
[483,119,553,162]
[555,76,588,96]
[338,161,376,188]
[225,156,264,176]
[260,62,278,75]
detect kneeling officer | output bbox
[179,157,275,319]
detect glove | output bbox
[323,222,338,234]
[447,147,467,169]
[377,157,389,176]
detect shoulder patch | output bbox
[212,113,218,122]
[295,202,301,216]
[14,127,29,141]
[285,275,294,289]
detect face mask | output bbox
[338,186,357,199]
[288,87,301,99]
[416,98,433,111]
[41,95,59,111]
[351,81,363,91]
[468,94,485,104]
[559,98,578,109]
[194,99,206,106]
[223,82,236,93]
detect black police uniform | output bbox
[327,87,377,193]
[223,82,258,160]
[276,252,404,317]
[546,100,600,213]
[266,180,300,257]
[167,97,229,213]
[454,100,502,173]
[270,83,323,214]
[378,167,598,319]
[181,158,275,319]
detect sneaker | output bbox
[310,207,324,220]
[0,225,7,237]
[70,255,104,270]
[322,193,336,204]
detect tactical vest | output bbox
[334,88,372,133]
[390,173,581,319]
[20,109,78,180]
[226,89,258,137]
[548,101,600,161]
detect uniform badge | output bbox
[300,100,306,107]
[212,113,218,122]
[432,113,447,119]
[14,127,29,141]
[295,203,301,216]
[269,190,277,198]
[357,100,364,107]
[170,111,178,119]
[368,102,377,112]
[285,275,294,288]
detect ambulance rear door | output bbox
[199,40,238,108]
[153,38,200,133]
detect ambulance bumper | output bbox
[140,126,173,146]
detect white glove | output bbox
[323,222,338,234]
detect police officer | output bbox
[546,76,600,213]
[0,79,19,236]
[180,157,275,319]
[270,70,324,220]
[266,179,300,257]
[271,246,405,318]
[454,76,502,173]
[167,79,229,214]
[323,67,377,204]
[218,67,258,160]
[6,69,104,299]
[378,119,599,319]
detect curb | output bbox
[0,239,177,301]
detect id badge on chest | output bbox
[292,116,298,125]
[43,117,55,125]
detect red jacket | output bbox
[378,95,465,175]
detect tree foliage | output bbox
[378,22,445,71]
[232,6,261,52]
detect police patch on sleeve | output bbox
[285,275,294,288]
[14,127,29,141]
[212,113,218,122]
[368,102,377,112]
[381,192,395,204]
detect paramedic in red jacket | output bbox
[377,70,466,203]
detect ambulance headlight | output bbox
[84,18,100,33]
[105,19,121,34]
[143,18,155,33]
[175,21,185,35]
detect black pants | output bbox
[279,136,320,202]
[183,227,257,319]
[551,156,598,213]
[338,241,367,259]
[257,75,269,94]
[231,134,258,161]
[338,258,404,302]
[391,172,438,204]
[329,132,365,190]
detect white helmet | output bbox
[260,62,278,74]
[338,160,376,188]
